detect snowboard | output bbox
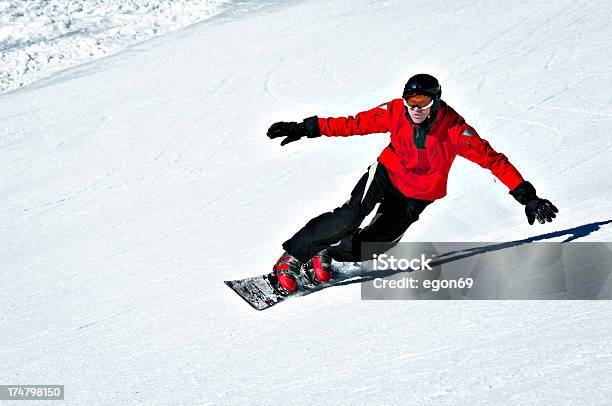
[224,272,292,310]
[224,261,363,310]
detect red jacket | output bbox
[318,99,525,201]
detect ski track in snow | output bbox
[1,0,612,404]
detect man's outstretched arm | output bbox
[267,103,391,146]
[451,121,558,224]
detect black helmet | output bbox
[403,74,441,101]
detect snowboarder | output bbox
[266,74,558,295]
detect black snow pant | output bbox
[283,162,433,263]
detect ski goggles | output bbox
[404,94,434,111]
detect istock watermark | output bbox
[359,241,612,300]
[372,253,433,271]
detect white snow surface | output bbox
[0,0,235,93]
[1,0,612,404]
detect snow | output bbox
[1,0,612,404]
[0,0,235,93]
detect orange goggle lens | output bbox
[405,94,433,109]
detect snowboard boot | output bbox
[271,251,303,295]
[303,250,333,285]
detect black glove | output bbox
[267,116,320,146]
[509,181,559,225]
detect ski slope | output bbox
[1,0,612,404]
[0,0,234,93]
